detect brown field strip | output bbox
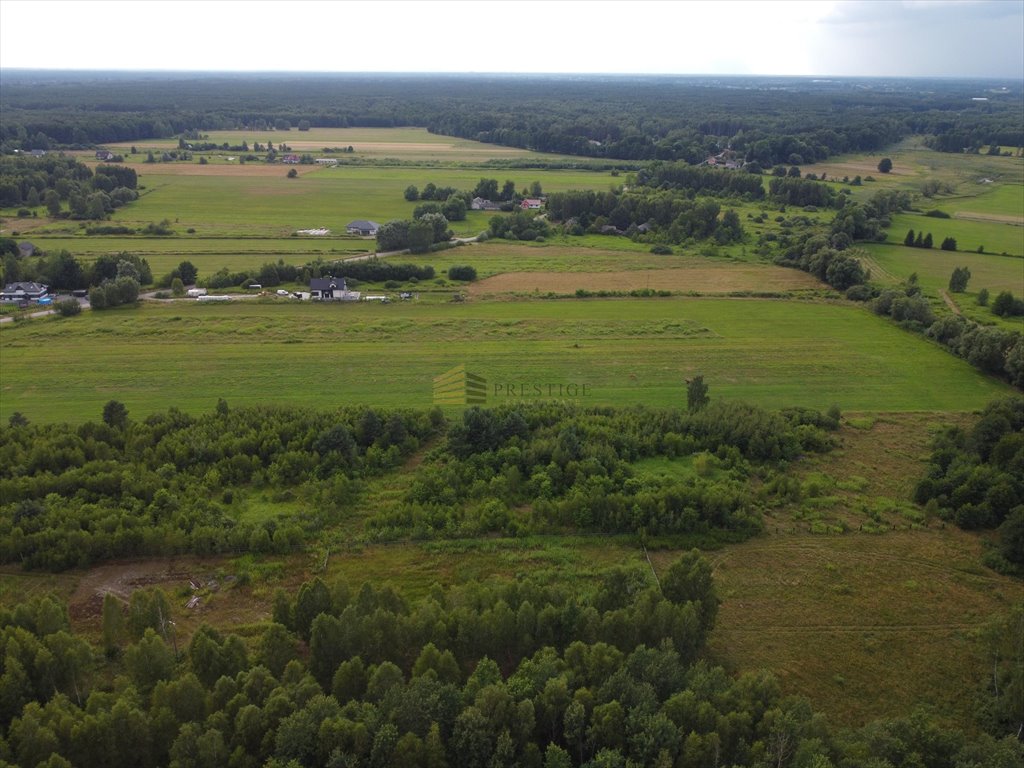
[468,266,823,294]
[133,163,323,177]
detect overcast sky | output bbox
[1,0,1022,79]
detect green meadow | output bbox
[26,165,617,240]
[887,212,1023,257]
[0,297,1009,423]
[106,126,591,164]
[859,243,1024,294]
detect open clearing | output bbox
[1,298,1010,423]
[858,243,1024,294]
[105,126,589,163]
[469,265,822,294]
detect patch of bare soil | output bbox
[68,556,227,620]
[469,266,822,294]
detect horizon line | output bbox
[2,68,1021,82]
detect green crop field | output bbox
[1,297,1009,423]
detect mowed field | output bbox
[28,164,617,240]
[0,298,1010,423]
[105,127,590,163]
[858,243,1024,294]
[469,265,822,294]
[887,211,1023,257]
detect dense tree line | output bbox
[2,566,1021,768]
[1,248,152,292]
[545,188,743,245]
[2,73,1020,163]
[364,402,839,541]
[914,398,1024,573]
[200,259,436,291]
[376,216,453,254]
[0,156,137,218]
[0,404,442,570]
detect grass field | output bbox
[858,243,1024,294]
[1,297,1010,423]
[468,265,821,294]
[887,212,1023,257]
[21,165,616,240]
[104,127,593,164]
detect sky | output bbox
[1,0,1022,79]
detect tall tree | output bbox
[686,376,709,413]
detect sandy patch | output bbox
[469,266,822,294]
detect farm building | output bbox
[282,154,301,164]
[315,158,338,166]
[1,282,49,301]
[471,197,502,211]
[95,150,115,161]
[310,276,360,301]
[520,198,544,210]
[346,220,380,236]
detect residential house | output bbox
[1,282,49,302]
[471,197,501,211]
[282,154,301,164]
[30,150,46,158]
[310,276,360,301]
[95,150,115,161]
[346,220,380,236]
[520,198,544,210]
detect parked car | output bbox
[276,289,290,296]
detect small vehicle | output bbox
[276,289,290,296]
[36,296,53,305]
[247,283,262,290]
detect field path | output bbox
[939,288,962,315]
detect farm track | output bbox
[939,289,962,315]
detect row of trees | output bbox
[904,229,957,251]
[1,248,152,293]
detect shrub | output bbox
[448,265,477,281]
[650,244,673,255]
[55,299,81,317]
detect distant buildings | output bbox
[346,220,380,236]
[309,276,360,301]
[1,282,49,302]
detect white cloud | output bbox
[0,0,1019,77]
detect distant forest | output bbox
[1,72,1021,164]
